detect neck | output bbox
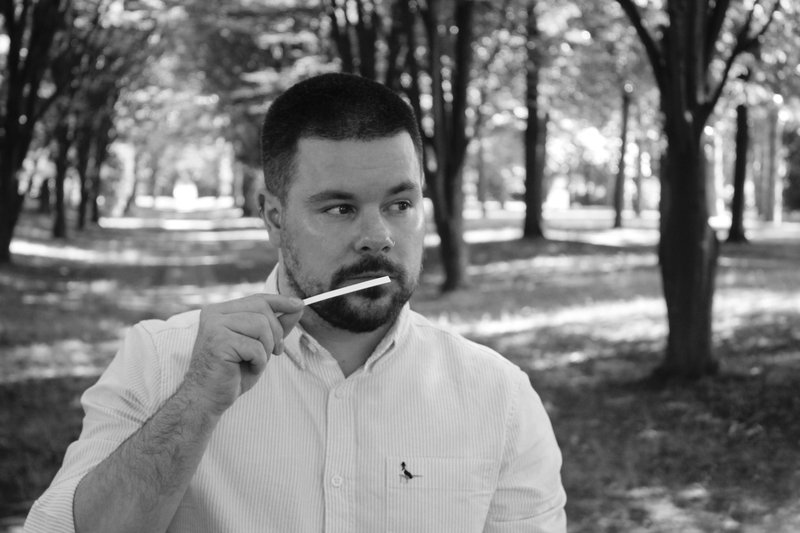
[300,312,391,377]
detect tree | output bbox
[612,82,633,228]
[727,102,749,242]
[400,0,477,291]
[522,0,545,239]
[0,0,71,261]
[45,2,105,239]
[40,1,159,237]
[616,0,782,378]
[176,0,328,215]
[72,8,156,229]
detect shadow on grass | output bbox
[548,369,800,532]
[0,376,97,517]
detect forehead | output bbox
[291,133,421,196]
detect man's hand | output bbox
[184,294,304,414]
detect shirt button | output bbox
[331,475,343,488]
[334,388,347,399]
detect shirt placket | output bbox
[302,336,356,533]
[323,376,357,533]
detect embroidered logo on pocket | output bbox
[399,461,423,483]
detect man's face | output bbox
[272,133,425,333]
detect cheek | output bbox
[404,211,427,245]
[283,217,344,263]
[291,215,329,239]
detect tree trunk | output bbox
[327,0,355,73]
[524,112,548,238]
[353,0,377,80]
[418,0,473,292]
[633,138,643,216]
[476,138,488,218]
[435,209,467,292]
[240,165,259,217]
[763,105,783,223]
[0,162,26,263]
[38,179,52,214]
[656,122,719,379]
[75,127,92,231]
[613,84,632,228]
[727,103,749,242]
[52,123,71,239]
[0,0,70,263]
[89,121,113,225]
[91,176,102,224]
[523,1,545,239]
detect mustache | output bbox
[330,255,406,288]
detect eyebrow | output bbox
[306,180,420,204]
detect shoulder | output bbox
[404,310,528,388]
[138,309,201,336]
[133,309,201,349]
[120,309,201,385]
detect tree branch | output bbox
[615,0,666,92]
[703,0,781,117]
[326,0,354,73]
[471,0,512,139]
[704,0,731,70]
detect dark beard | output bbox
[286,255,417,333]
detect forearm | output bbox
[73,381,220,533]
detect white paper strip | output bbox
[302,276,391,306]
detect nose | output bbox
[354,209,395,253]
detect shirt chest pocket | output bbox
[385,456,496,533]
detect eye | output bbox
[388,200,413,213]
[324,205,355,216]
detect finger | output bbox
[212,294,303,316]
[277,309,304,338]
[262,309,285,355]
[220,313,276,355]
[234,336,270,376]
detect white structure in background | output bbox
[172,172,198,210]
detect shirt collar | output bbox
[262,266,410,373]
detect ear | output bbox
[259,189,283,247]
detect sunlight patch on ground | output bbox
[1,338,120,383]
[98,215,261,231]
[1,284,269,383]
[546,227,659,247]
[605,484,742,533]
[112,282,265,315]
[424,226,523,247]
[9,239,254,266]
[714,289,800,330]
[435,296,665,339]
[467,252,656,277]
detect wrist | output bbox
[176,373,233,419]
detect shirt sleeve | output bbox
[23,323,164,533]
[484,369,567,533]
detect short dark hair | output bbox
[260,73,423,202]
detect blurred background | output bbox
[1,0,799,531]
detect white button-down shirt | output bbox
[25,269,566,532]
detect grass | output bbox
[2,204,799,532]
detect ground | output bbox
[1,202,799,532]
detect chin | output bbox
[314,292,404,333]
